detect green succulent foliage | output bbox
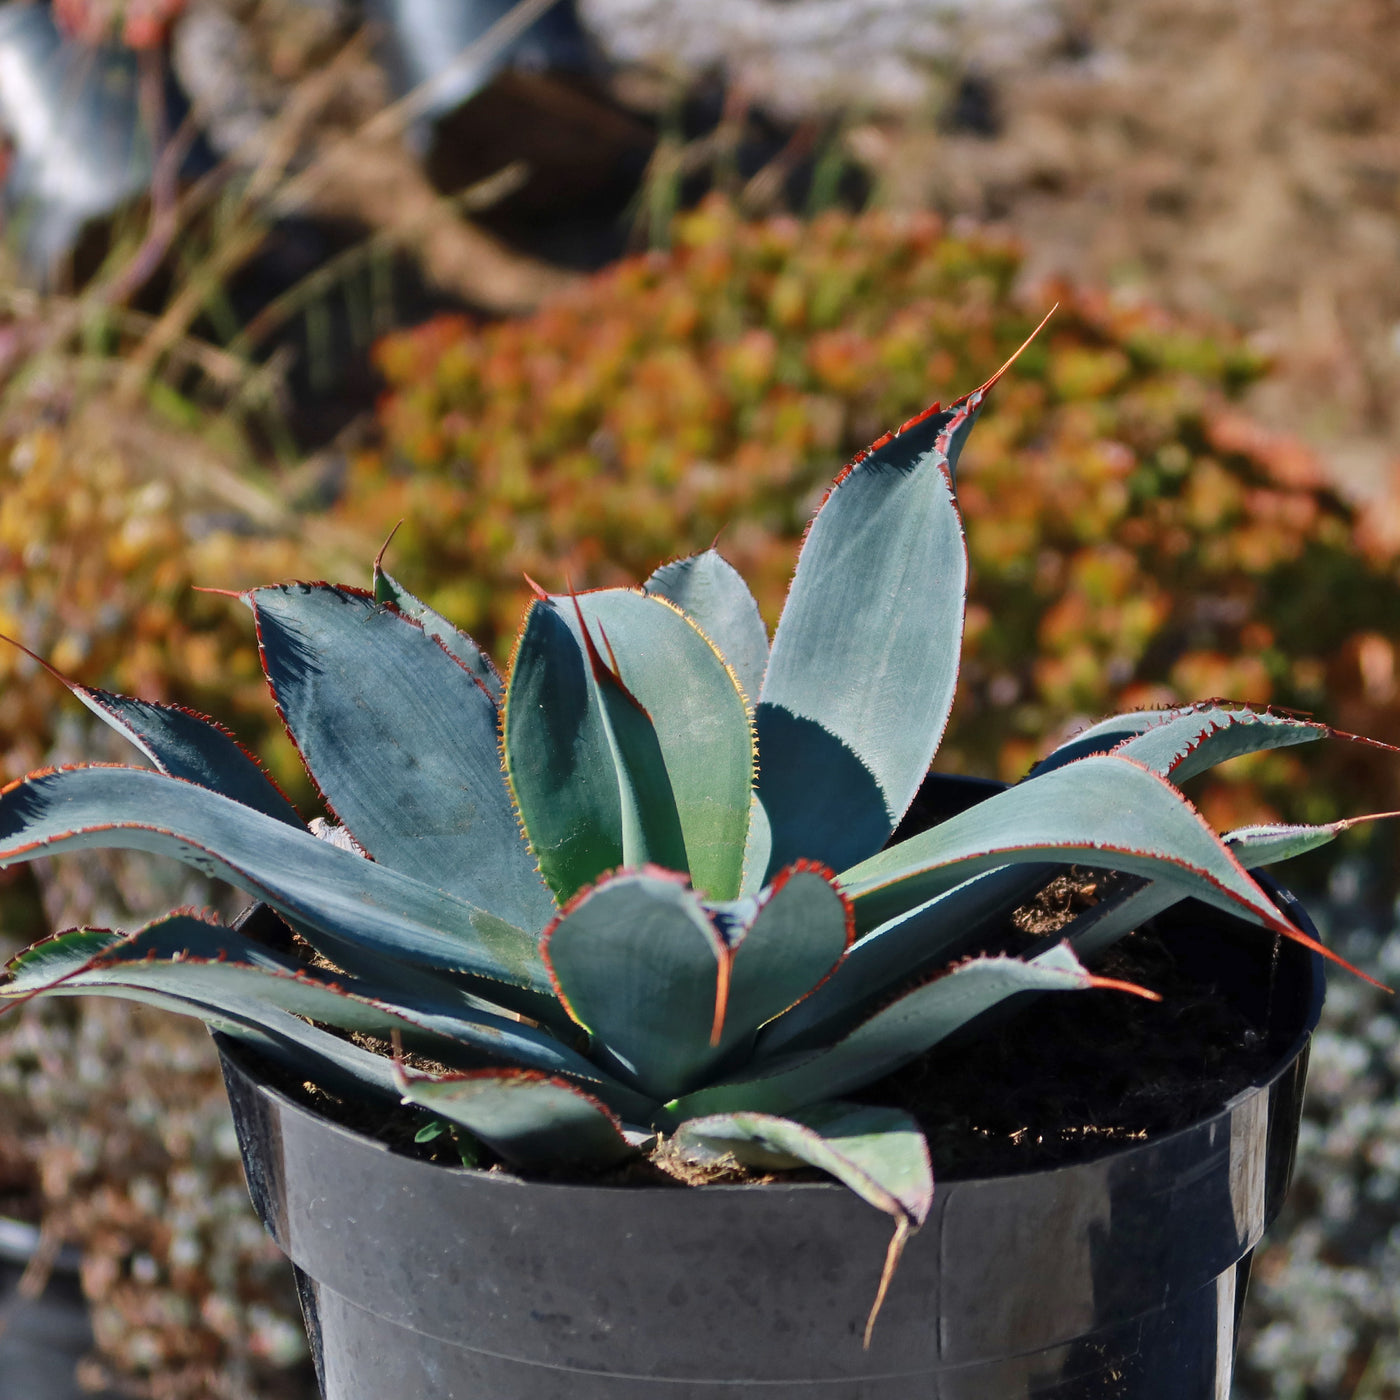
[0,359,1382,1344]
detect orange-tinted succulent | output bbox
[7,196,1400,850]
[349,196,1400,837]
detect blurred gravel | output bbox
[580,0,1060,116]
[0,996,312,1400]
[1235,864,1400,1400]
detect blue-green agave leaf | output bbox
[672,942,1143,1120]
[3,925,128,980]
[674,1102,933,1346]
[1044,813,1396,966]
[0,915,642,1106]
[395,1066,636,1170]
[645,549,769,702]
[675,1101,932,1221]
[504,597,625,905]
[248,583,553,930]
[2,634,303,827]
[839,755,1310,943]
[1226,817,1367,867]
[705,860,854,1060]
[570,597,688,877]
[568,589,754,901]
[758,864,1055,1058]
[542,869,730,1101]
[80,692,304,827]
[740,791,773,897]
[214,1008,404,1102]
[755,413,966,877]
[8,937,436,1108]
[1032,702,1337,782]
[1112,705,1327,784]
[373,565,503,704]
[745,708,890,892]
[754,325,1048,883]
[1029,708,1194,776]
[0,765,551,998]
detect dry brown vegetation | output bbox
[856,0,1400,499]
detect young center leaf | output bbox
[542,869,731,1101]
[505,596,625,905]
[570,589,754,901]
[569,595,688,878]
[645,548,770,702]
[703,860,854,1061]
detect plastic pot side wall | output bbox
[217,890,1324,1400]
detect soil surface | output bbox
[868,919,1283,1178]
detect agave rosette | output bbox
[1,342,1386,1338]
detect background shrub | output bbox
[5,194,1400,1400]
[0,411,357,809]
[344,195,1400,839]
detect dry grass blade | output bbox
[111,0,573,403]
[228,161,533,358]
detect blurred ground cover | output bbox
[0,403,357,808]
[0,994,312,1400]
[3,150,1400,1400]
[346,195,1400,838]
[1235,871,1400,1400]
[8,194,1400,858]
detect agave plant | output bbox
[0,334,1387,1341]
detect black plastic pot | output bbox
[363,0,593,126]
[0,4,208,273]
[217,885,1323,1400]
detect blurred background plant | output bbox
[0,997,312,1400]
[1233,868,1400,1400]
[352,196,1400,850]
[1,0,1400,1396]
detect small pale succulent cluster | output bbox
[0,341,1381,1339]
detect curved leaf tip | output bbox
[673,1102,932,1347]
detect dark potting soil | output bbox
[249,871,1290,1186]
[866,915,1284,1180]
